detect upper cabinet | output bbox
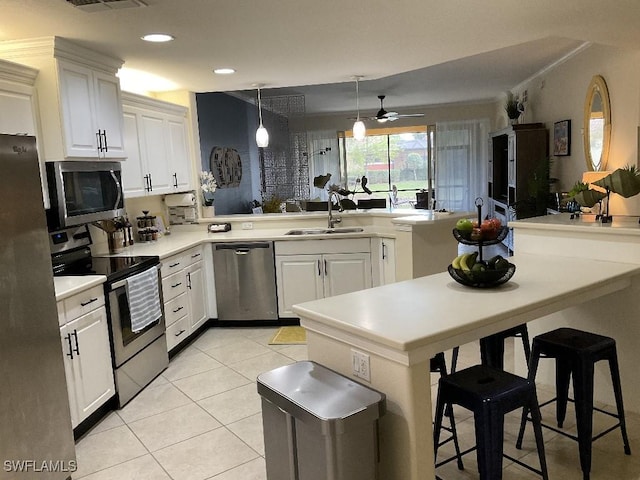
[121,92,193,197]
[58,60,126,158]
[0,58,50,207]
[0,37,126,161]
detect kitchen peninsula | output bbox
[292,214,640,480]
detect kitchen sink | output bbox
[285,227,365,235]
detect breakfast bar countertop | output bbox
[293,253,640,357]
[292,251,640,480]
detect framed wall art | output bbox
[553,119,571,156]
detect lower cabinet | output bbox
[372,237,397,286]
[161,246,209,352]
[58,290,115,429]
[275,239,372,318]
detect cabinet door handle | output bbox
[96,131,103,152]
[144,174,151,192]
[324,259,328,276]
[169,262,181,268]
[65,332,74,359]
[191,253,201,259]
[148,173,153,191]
[80,297,98,307]
[72,329,80,356]
[382,242,387,260]
[173,173,178,188]
[187,272,192,289]
[171,282,182,288]
[175,329,186,337]
[172,306,184,314]
[317,259,322,276]
[102,130,108,152]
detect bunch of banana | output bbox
[451,252,478,271]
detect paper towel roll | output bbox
[164,193,196,207]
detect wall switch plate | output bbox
[241,222,253,230]
[351,349,371,382]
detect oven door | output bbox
[106,265,166,367]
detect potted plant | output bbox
[505,94,521,124]
[199,170,217,216]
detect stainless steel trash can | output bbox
[257,361,386,480]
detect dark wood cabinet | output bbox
[488,123,548,251]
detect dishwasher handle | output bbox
[215,242,272,250]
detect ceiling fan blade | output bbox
[384,111,399,118]
[397,113,425,118]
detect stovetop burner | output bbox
[50,224,159,284]
[53,249,159,284]
[84,255,160,284]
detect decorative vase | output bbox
[202,205,215,217]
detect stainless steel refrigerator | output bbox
[0,134,76,479]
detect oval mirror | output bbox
[583,75,611,171]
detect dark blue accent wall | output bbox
[196,92,262,215]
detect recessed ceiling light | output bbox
[141,33,174,43]
[213,68,236,75]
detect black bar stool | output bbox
[434,364,549,480]
[430,351,464,471]
[479,323,531,370]
[516,327,631,480]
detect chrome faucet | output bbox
[327,190,343,228]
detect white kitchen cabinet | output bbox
[0,37,126,161]
[161,245,209,352]
[275,238,372,318]
[121,92,192,198]
[372,237,396,286]
[58,290,115,429]
[275,254,325,316]
[57,60,126,159]
[186,260,207,331]
[0,60,50,208]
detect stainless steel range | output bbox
[51,225,168,406]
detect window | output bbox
[340,126,435,207]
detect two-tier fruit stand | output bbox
[448,198,516,288]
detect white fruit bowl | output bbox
[448,262,516,288]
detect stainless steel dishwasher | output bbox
[213,242,278,321]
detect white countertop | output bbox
[54,275,106,301]
[106,209,464,260]
[293,253,640,354]
[511,212,640,236]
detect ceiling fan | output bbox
[370,95,424,123]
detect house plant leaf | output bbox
[593,167,640,198]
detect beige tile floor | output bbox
[75,327,640,479]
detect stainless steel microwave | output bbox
[46,160,125,229]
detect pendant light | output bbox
[255,85,269,148]
[352,76,366,141]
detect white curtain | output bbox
[306,130,340,200]
[435,119,490,213]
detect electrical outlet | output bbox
[351,349,371,382]
[241,222,253,230]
